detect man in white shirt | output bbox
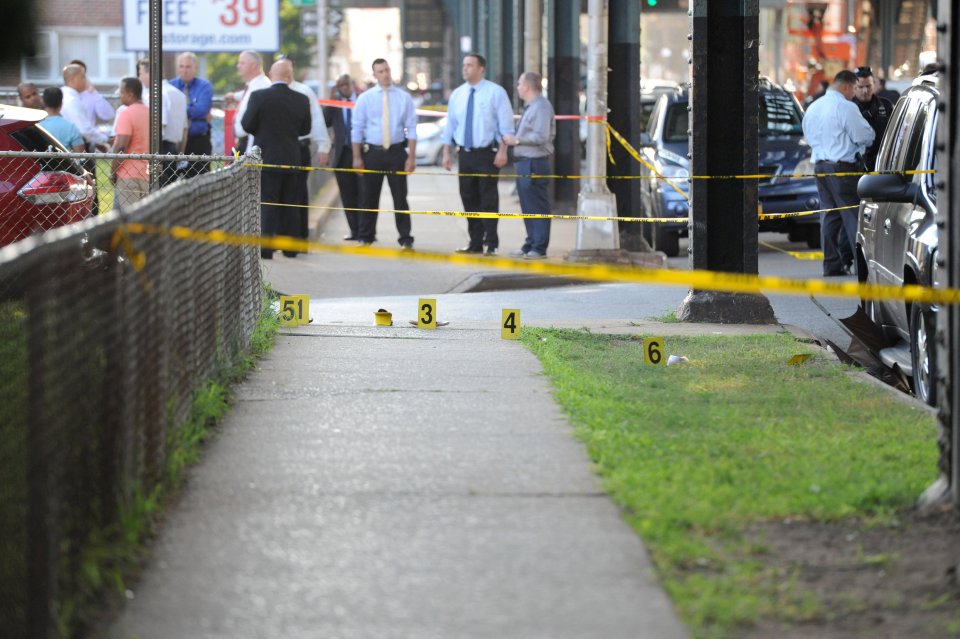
[68,58,116,128]
[61,64,109,152]
[226,50,271,153]
[137,57,188,186]
[274,57,331,241]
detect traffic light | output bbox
[641,0,686,11]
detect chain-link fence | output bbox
[0,152,261,639]
[0,150,233,254]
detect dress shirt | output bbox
[40,114,84,149]
[801,88,875,163]
[143,81,189,145]
[442,79,514,148]
[168,76,214,136]
[512,94,556,158]
[60,85,107,145]
[232,73,271,139]
[290,80,331,153]
[79,89,115,126]
[350,85,417,146]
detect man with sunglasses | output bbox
[853,66,893,171]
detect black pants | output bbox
[181,132,211,177]
[260,169,300,257]
[815,161,859,274]
[335,146,362,238]
[359,144,413,246]
[458,147,500,250]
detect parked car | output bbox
[415,116,447,165]
[638,78,820,256]
[579,79,678,153]
[856,73,939,404]
[0,105,94,248]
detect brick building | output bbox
[0,0,136,93]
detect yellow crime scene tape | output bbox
[261,200,860,225]
[113,223,960,307]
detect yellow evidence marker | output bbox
[279,295,310,327]
[501,309,520,340]
[643,337,665,365]
[418,298,437,329]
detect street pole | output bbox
[524,0,542,73]
[149,0,161,192]
[316,0,328,97]
[573,0,618,252]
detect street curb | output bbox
[780,324,937,415]
[446,271,584,293]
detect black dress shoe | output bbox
[455,246,483,254]
[343,234,358,241]
[261,251,273,260]
[282,251,299,258]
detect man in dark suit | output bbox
[323,74,363,241]
[241,61,311,259]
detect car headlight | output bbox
[794,158,814,178]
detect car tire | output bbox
[654,224,680,257]
[910,303,937,406]
[805,227,821,249]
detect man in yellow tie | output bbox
[351,58,418,248]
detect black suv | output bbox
[856,74,939,405]
[638,78,820,256]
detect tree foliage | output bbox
[204,0,317,94]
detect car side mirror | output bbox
[857,173,919,203]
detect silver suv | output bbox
[856,73,939,405]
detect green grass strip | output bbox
[521,328,938,639]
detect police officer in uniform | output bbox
[853,66,893,171]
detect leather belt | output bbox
[456,144,497,153]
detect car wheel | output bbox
[910,304,937,406]
[654,224,680,257]
[805,227,821,249]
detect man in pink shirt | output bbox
[110,77,150,207]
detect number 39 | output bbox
[220,0,263,27]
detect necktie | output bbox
[344,106,351,147]
[464,87,475,149]
[382,89,391,150]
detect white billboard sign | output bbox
[123,0,280,53]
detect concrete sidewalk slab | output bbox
[106,326,689,639]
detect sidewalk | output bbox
[104,168,692,638]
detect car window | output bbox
[886,98,921,171]
[10,125,80,174]
[875,98,908,171]
[901,102,927,172]
[663,105,688,142]
[646,97,664,139]
[760,91,802,135]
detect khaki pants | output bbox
[115,178,150,209]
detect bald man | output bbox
[226,50,270,152]
[241,61,312,259]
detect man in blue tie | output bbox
[442,53,515,256]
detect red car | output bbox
[0,105,94,248]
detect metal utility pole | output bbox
[933,0,958,505]
[524,0,542,73]
[316,1,328,96]
[149,0,162,192]
[676,0,775,323]
[573,0,619,252]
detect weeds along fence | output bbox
[0,152,262,638]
